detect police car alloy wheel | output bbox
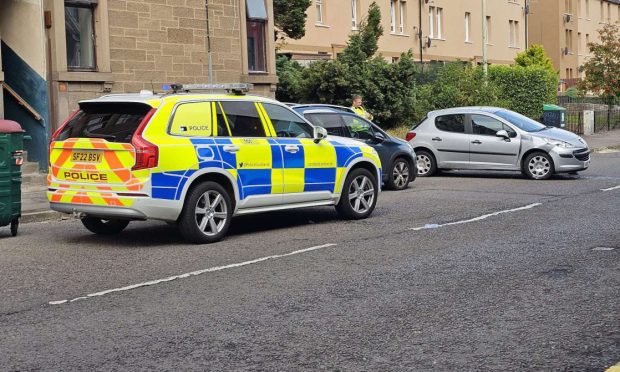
[81,217,130,235]
[336,168,378,219]
[178,181,232,244]
[388,158,411,190]
[524,152,554,180]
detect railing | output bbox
[565,108,620,134]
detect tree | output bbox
[578,23,620,102]
[515,44,556,73]
[273,0,312,40]
[339,2,384,63]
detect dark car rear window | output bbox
[55,102,152,143]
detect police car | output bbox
[48,84,382,243]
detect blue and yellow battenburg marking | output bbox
[149,137,372,201]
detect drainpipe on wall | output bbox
[482,0,488,76]
[524,0,530,48]
[205,0,213,84]
[418,0,423,71]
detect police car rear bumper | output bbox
[50,203,147,220]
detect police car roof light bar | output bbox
[167,83,253,95]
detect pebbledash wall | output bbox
[0,0,278,169]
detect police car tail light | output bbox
[405,131,417,142]
[131,108,158,170]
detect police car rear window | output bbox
[55,102,152,143]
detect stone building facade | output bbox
[0,0,277,168]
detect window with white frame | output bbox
[464,12,471,42]
[390,0,396,32]
[436,7,443,39]
[509,20,519,47]
[351,0,358,29]
[428,6,435,38]
[315,0,324,24]
[485,16,492,44]
[399,0,405,34]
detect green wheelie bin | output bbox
[0,120,26,236]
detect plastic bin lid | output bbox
[543,104,566,111]
[0,120,25,133]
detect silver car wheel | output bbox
[416,154,432,175]
[392,161,410,188]
[348,175,375,214]
[195,190,228,236]
[528,155,551,178]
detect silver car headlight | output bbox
[543,137,574,148]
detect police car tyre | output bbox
[336,168,378,220]
[387,158,412,190]
[178,181,232,244]
[416,150,437,177]
[10,219,18,237]
[81,217,130,235]
[523,151,554,180]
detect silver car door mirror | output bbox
[496,130,510,140]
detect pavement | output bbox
[15,128,620,225]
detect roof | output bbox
[428,106,504,116]
[79,92,279,108]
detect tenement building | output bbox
[0,0,277,169]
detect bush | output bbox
[488,65,557,119]
[275,55,304,103]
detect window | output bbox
[304,113,349,137]
[509,20,519,47]
[399,0,405,34]
[65,1,97,70]
[464,12,471,42]
[585,33,590,52]
[315,0,324,24]
[246,0,268,73]
[428,6,435,38]
[607,2,611,21]
[56,103,151,143]
[565,29,573,52]
[494,110,546,132]
[435,114,465,133]
[578,32,582,54]
[263,104,313,138]
[485,16,492,44]
[390,0,396,32]
[429,6,443,39]
[471,115,516,137]
[565,0,573,14]
[585,0,590,17]
[600,1,604,20]
[436,7,443,39]
[351,0,358,29]
[342,115,375,140]
[170,102,213,137]
[219,101,266,137]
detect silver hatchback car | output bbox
[406,107,590,180]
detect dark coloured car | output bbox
[292,104,416,190]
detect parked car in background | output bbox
[406,107,590,180]
[292,104,416,190]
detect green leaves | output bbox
[579,23,620,102]
[274,0,312,40]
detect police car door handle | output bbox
[222,145,240,153]
[284,145,300,153]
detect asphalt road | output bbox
[1,152,619,371]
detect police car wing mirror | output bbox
[313,126,328,143]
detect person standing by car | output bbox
[351,94,373,121]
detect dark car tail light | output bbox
[131,108,158,170]
[405,131,417,142]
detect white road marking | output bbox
[410,203,543,231]
[49,243,337,305]
[601,185,620,192]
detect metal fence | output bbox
[558,96,620,134]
